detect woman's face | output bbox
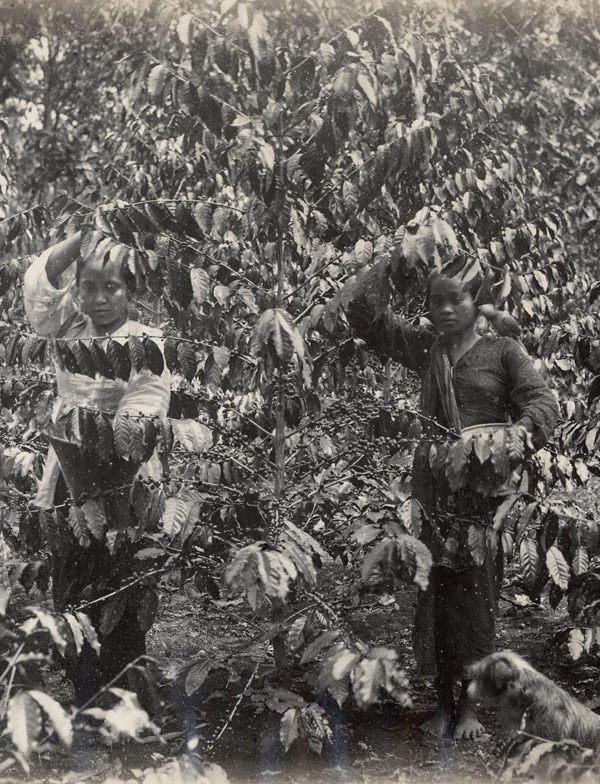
[429,276,477,336]
[78,255,129,331]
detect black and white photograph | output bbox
[0,0,598,781]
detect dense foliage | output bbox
[1,0,600,779]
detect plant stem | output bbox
[383,358,392,404]
[274,136,287,501]
[73,654,155,716]
[74,568,165,612]
[0,655,18,719]
[0,642,25,695]
[270,130,289,670]
[207,656,262,750]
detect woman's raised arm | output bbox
[45,232,82,288]
[346,276,435,376]
[24,233,83,338]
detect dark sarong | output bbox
[409,336,555,680]
[433,564,498,678]
[50,471,147,705]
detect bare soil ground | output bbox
[13,564,598,784]
[141,572,586,784]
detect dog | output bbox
[466,650,600,750]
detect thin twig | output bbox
[0,659,18,719]
[74,654,156,715]
[0,758,16,775]
[281,7,382,78]
[0,206,42,226]
[0,642,25,691]
[189,14,250,59]
[74,569,166,612]
[102,198,245,215]
[207,654,263,750]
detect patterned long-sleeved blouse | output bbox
[347,299,559,450]
[24,249,171,508]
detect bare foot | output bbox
[420,705,454,738]
[454,704,485,740]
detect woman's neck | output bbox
[441,325,480,363]
[91,314,129,337]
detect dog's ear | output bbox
[490,656,519,693]
[464,662,480,680]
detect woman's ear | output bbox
[120,258,136,294]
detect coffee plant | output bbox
[1,0,600,780]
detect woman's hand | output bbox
[356,259,391,318]
[506,424,530,466]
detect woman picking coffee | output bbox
[347,256,558,739]
[24,232,170,703]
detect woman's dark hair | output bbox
[427,254,483,300]
[75,254,136,295]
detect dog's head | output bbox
[466,650,534,711]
